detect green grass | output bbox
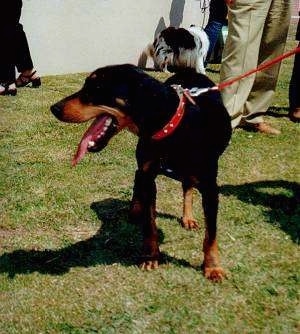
[0,44,299,332]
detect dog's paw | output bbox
[204,267,226,282]
[140,260,159,271]
[181,217,199,230]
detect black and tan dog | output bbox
[51,64,232,281]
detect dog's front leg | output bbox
[195,55,206,74]
[200,181,226,282]
[130,169,160,270]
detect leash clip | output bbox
[189,86,218,96]
[171,84,196,105]
[172,84,218,100]
[171,84,184,96]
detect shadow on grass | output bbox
[0,198,192,278]
[0,180,298,277]
[220,180,300,243]
[237,107,290,125]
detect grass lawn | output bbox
[0,41,299,332]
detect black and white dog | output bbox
[142,26,209,74]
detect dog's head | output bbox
[152,35,174,71]
[151,27,198,72]
[51,64,140,165]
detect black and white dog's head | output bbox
[142,26,209,74]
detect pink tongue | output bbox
[72,115,111,166]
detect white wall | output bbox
[21,0,209,75]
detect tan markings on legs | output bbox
[181,186,199,230]
[131,165,160,270]
[139,201,160,271]
[203,229,226,282]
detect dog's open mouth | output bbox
[72,114,118,166]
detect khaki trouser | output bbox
[220,0,291,128]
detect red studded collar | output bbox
[151,87,195,141]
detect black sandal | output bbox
[0,83,17,96]
[16,71,41,88]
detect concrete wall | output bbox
[21,0,209,76]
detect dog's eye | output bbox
[85,76,102,88]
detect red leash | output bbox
[189,46,300,96]
[152,46,300,140]
[217,46,300,91]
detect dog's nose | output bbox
[50,104,61,118]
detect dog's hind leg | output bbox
[197,179,226,282]
[181,182,199,230]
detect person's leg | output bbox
[0,44,16,94]
[15,23,34,73]
[15,24,40,87]
[0,29,16,84]
[220,0,271,128]
[0,0,22,93]
[13,2,41,87]
[204,20,223,62]
[204,0,228,64]
[243,0,291,126]
[15,25,41,87]
[289,42,300,122]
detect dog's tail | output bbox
[138,43,154,68]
